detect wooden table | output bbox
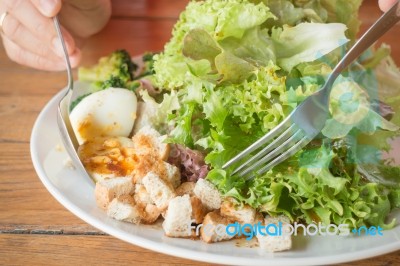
[1,0,399,265]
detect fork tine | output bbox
[246,136,310,180]
[238,129,304,177]
[231,124,297,175]
[222,115,292,169]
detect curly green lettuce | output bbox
[149,0,400,229]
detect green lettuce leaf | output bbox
[271,22,349,71]
[150,0,400,230]
[319,0,363,41]
[219,27,276,66]
[182,29,221,65]
[153,0,275,90]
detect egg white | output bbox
[70,88,137,145]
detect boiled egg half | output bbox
[70,88,137,145]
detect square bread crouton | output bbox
[95,177,134,210]
[162,195,193,237]
[193,179,221,211]
[106,195,143,224]
[256,215,292,252]
[162,162,181,189]
[200,211,235,243]
[132,159,180,189]
[190,196,207,224]
[176,182,195,197]
[134,184,153,205]
[140,204,161,224]
[220,197,256,224]
[132,126,170,161]
[142,172,176,211]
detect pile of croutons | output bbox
[82,126,292,252]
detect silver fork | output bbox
[222,1,400,180]
[54,16,94,186]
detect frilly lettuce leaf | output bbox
[255,0,328,26]
[149,0,400,230]
[182,29,221,65]
[271,22,349,71]
[153,0,274,90]
[154,0,348,89]
[213,1,275,40]
[219,27,276,66]
[375,55,400,104]
[215,52,256,84]
[319,0,363,41]
[139,89,181,130]
[208,144,399,228]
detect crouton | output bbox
[132,158,180,188]
[95,177,134,210]
[131,155,156,184]
[265,215,291,225]
[256,215,292,252]
[133,184,153,205]
[162,195,193,237]
[106,195,143,224]
[191,196,207,224]
[200,211,234,243]
[176,182,195,197]
[193,179,221,211]
[141,204,161,224]
[162,162,181,189]
[132,126,170,160]
[220,197,256,224]
[142,172,176,211]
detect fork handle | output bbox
[326,0,400,89]
[53,16,74,94]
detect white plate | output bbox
[31,84,400,266]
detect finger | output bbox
[378,0,397,12]
[1,11,76,57]
[1,14,74,59]
[3,37,81,71]
[30,0,62,17]
[4,0,62,44]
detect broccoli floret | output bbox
[100,75,126,89]
[78,49,138,86]
[141,52,155,76]
[126,80,141,91]
[100,75,141,92]
[142,52,154,62]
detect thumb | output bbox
[31,0,62,17]
[378,0,398,12]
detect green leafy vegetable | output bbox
[148,0,400,229]
[182,29,221,65]
[271,22,349,71]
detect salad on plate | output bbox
[68,0,400,252]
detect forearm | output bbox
[59,0,112,40]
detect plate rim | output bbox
[30,88,400,266]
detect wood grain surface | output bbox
[0,0,399,265]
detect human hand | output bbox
[0,0,111,71]
[379,0,398,12]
